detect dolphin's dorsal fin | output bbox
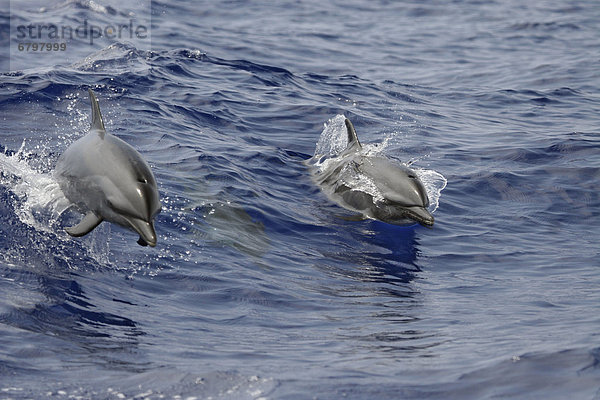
[88,89,106,138]
[344,118,361,149]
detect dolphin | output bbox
[55,89,161,246]
[310,118,434,227]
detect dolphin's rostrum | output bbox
[55,89,161,246]
[310,118,434,227]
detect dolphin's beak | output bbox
[406,206,435,227]
[128,218,157,247]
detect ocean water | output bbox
[0,0,599,399]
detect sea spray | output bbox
[0,140,70,233]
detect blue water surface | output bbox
[1,0,599,398]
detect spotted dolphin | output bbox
[55,89,161,246]
[310,118,434,227]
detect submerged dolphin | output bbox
[55,89,161,246]
[310,118,434,227]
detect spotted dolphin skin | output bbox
[311,118,434,227]
[55,89,161,246]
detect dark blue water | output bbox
[1,0,600,398]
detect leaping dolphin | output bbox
[310,118,434,227]
[55,89,161,246]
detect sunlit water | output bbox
[1,1,599,399]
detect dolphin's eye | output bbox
[138,178,148,184]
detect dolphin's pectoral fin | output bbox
[65,212,103,237]
[341,189,373,211]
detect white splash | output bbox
[0,141,70,233]
[314,114,349,158]
[414,168,447,213]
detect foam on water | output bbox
[0,140,70,233]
